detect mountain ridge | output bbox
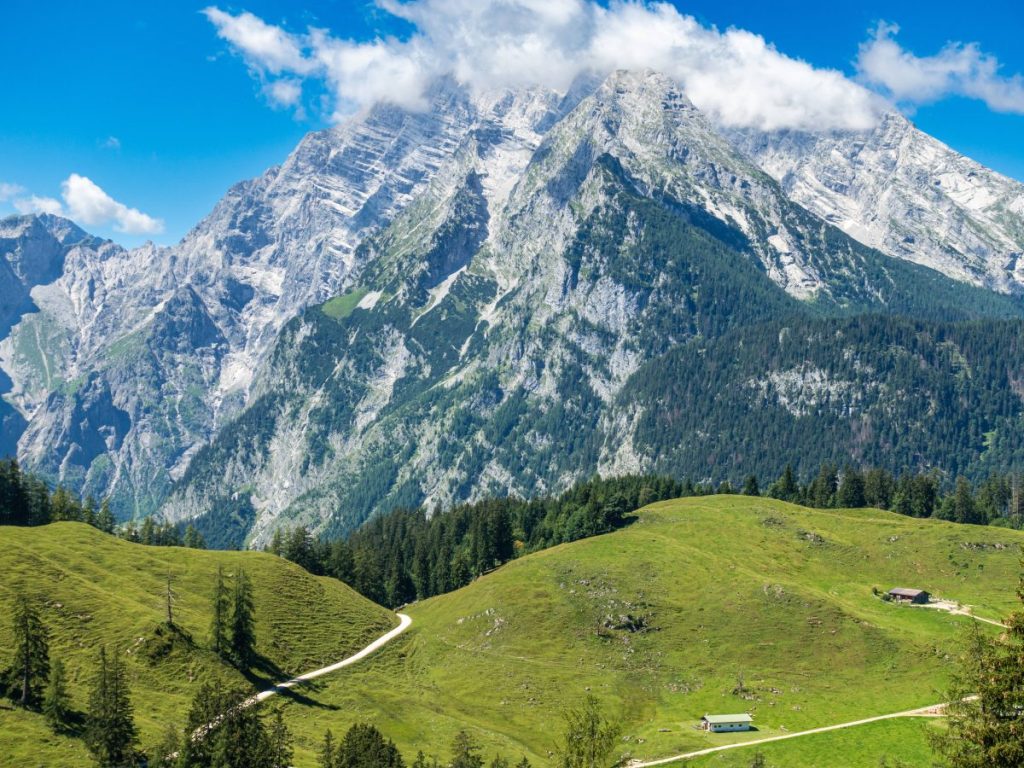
[1,69,1023,539]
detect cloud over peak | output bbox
[203,0,884,132]
[8,175,164,236]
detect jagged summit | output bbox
[2,69,1022,532]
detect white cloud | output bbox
[202,7,312,75]
[13,195,64,216]
[0,182,25,202]
[61,174,164,235]
[102,136,122,150]
[857,22,1024,114]
[8,176,163,234]
[263,78,304,113]
[202,0,884,131]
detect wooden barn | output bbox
[889,587,930,604]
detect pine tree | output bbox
[450,731,484,768]
[85,647,138,767]
[231,569,257,667]
[931,571,1024,767]
[557,696,621,768]
[210,566,230,659]
[96,499,116,534]
[153,721,180,768]
[268,710,293,768]
[319,729,337,768]
[42,657,71,731]
[836,466,866,508]
[741,475,760,496]
[7,594,50,708]
[514,759,531,768]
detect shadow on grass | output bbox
[240,653,339,711]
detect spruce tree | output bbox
[450,731,484,768]
[153,721,180,768]
[932,571,1024,766]
[8,594,49,708]
[42,657,71,731]
[85,647,138,767]
[336,723,404,768]
[768,465,798,502]
[558,696,621,768]
[268,710,293,768]
[96,499,117,534]
[230,569,257,667]
[210,566,230,659]
[319,729,337,768]
[836,466,866,508]
[742,475,760,496]
[183,524,206,549]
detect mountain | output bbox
[0,214,105,456]
[159,71,1024,545]
[3,70,1024,539]
[727,112,1024,294]
[0,79,499,514]
[0,522,396,767]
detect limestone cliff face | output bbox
[2,71,1022,538]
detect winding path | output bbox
[186,612,413,747]
[249,612,413,705]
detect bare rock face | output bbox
[157,71,1024,546]
[2,70,1022,536]
[727,112,1024,294]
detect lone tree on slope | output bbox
[558,695,622,768]
[7,594,50,708]
[231,569,257,667]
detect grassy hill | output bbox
[3,499,1022,767]
[0,523,397,767]
[270,496,1023,766]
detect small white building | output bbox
[701,713,753,733]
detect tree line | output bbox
[268,466,1024,609]
[760,463,1024,527]
[268,475,685,608]
[0,457,206,548]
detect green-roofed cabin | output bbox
[701,713,753,732]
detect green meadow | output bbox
[2,497,1021,766]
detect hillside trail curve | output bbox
[185,612,413,747]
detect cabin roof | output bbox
[889,588,926,597]
[703,714,753,724]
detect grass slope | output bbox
[274,497,1022,766]
[0,523,396,767]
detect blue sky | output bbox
[2,0,1023,247]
